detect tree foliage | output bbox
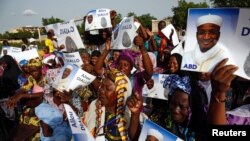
[210,0,250,7]
[172,1,208,30]
[126,12,156,29]
[42,16,64,26]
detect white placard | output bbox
[46,20,84,52]
[111,16,137,49]
[63,52,83,67]
[85,8,112,31]
[52,63,96,92]
[64,104,95,141]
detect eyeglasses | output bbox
[197,30,219,36]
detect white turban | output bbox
[196,14,222,27]
[65,64,73,70]
[147,128,164,141]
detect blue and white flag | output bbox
[64,104,95,141]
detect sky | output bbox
[0,0,207,33]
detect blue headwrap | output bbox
[19,59,28,67]
[163,74,191,95]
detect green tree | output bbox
[42,16,64,26]
[125,12,156,29]
[137,13,157,29]
[172,1,208,30]
[210,0,250,7]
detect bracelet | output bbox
[212,95,226,103]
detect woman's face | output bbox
[80,52,90,65]
[158,21,166,31]
[21,65,29,74]
[91,56,99,66]
[29,66,42,81]
[169,90,189,123]
[168,56,179,73]
[98,78,117,107]
[117,59,132,77]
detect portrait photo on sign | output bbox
[142,74,169,100]
[139,119,183,141]
[181,8,250,80]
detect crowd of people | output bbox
[0,9,249,141]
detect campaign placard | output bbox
[161,24,180,47]
[52,63,96,92]
[181,8,250,80]
[139,119,183,141]
[64,104,95,141]
[1,46,22,58]
[142,74,169,100]
[46,20,84,52]
[14,48,39,63]
[63,52,83,67]
[85,8,112,31]
[111,16,137,49]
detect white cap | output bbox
[65,64,73,70]
[147,128,164,141]
[29,38,36,43]
[196,14,222,27]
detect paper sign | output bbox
[1,46,22,58]
[52,63,96,92]
[64,104,95,141]
[14,48,39,63]
[45,68,61,84]
[181,8,250,80]
[142,74,169,100]
[139,119,183,141]
[111,16,137,49]
[63,52,83,67]
[85,8,112,31]
[161,24,180,46]
[46,20,84,52]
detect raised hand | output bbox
[211,58,238,94]
[126,91,143,115]
[133,35,144,48]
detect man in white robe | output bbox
[181,14,233,72]
[55,65,73,92]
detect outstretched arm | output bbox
[94,38,111,76]
[134,35,153,81]
[207,58,238,125]
[126,91,143,141]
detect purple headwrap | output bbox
[118,49,139,68]
[163,74,191,95]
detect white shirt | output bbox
[181,42,233,72]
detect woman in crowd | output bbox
[82,69,145,141]
[163,53,183,74]
[162,74,207,141]
[0,55,22,141]
[35,88,74,141]
[95,35,153,96]
[7,58,46,141]
[154,20,174,68]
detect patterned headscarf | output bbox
[93,68,131,140]
[28,58,42,68]
[118,49,139,68]
[163,74,191,95]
